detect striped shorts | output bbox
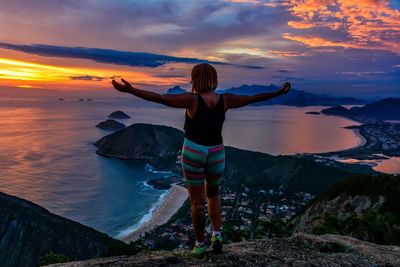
[180,137,225,187]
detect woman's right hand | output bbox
[112,78,134,93]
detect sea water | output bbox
[0,94,390,237]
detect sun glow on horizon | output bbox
[0,57,96,82]
[0,57,188,90]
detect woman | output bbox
[112,63,291,257]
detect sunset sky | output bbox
[0,0,399,97]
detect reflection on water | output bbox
[0,100,170,237]
[333,155,400,174]
[374,156,400,174]
[0,97,393,236]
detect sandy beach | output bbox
[121,184,188,243]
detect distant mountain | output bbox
[166,86,187,94]
[0,192,133,267]
[219,84,365,106]
[349,97,400,119]
[321,97,400,122]
[166,84,365,106]
[290,174,400,245]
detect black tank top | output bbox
[184,94,225,146]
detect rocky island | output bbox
[96,119,126,131]
[94,123,184,172]
[305,111,320,115]
[107,110,131,119]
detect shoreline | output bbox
[346,127,367,150]
[120,183,188,243]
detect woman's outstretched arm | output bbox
[225,82,291,109]
[112,78,194,108]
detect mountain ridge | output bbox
[166,84,367,106]
[321,97,400,122]
[0,191,134,267]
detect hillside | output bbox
[94,123,376,195]
[290,174,400,245]
[0,192,134,267]
[321,97,400,122]
[49,233,400,267]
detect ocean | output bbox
[0,94,396,238]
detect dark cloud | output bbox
[70,75,104,81]
[0,42,264,69]
[154,74,186,78]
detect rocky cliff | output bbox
[0,192,133,267]
[290,174,400,245]
[48,233,400,267]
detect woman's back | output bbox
[184,93,225,146]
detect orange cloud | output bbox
[282,33,362,49]
[223,0,282,7]
[285,0,400,53]
[0,57,188,90]
[268,49,311,57]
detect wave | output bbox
[113,189,169,239]
[144,163,174,177]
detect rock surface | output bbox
[96,119,126,131]
[108,110,131,119]
[0,192,132,267]
[146,177,182,189]
[49,233,400,267]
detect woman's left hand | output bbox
[278,82,291,94]
[112,78,134,93]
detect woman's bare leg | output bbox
[187,185,206,242]
[206,185,221,231]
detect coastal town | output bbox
[130,159,315,252]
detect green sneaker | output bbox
[211,234,223,254]
[191,243,206,258]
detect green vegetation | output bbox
[253,218,291,239]
[39,251,71,266]
[312,211,400,245]
[224,147,358,194]
[295,174,400,246]
[312,174,400,220]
